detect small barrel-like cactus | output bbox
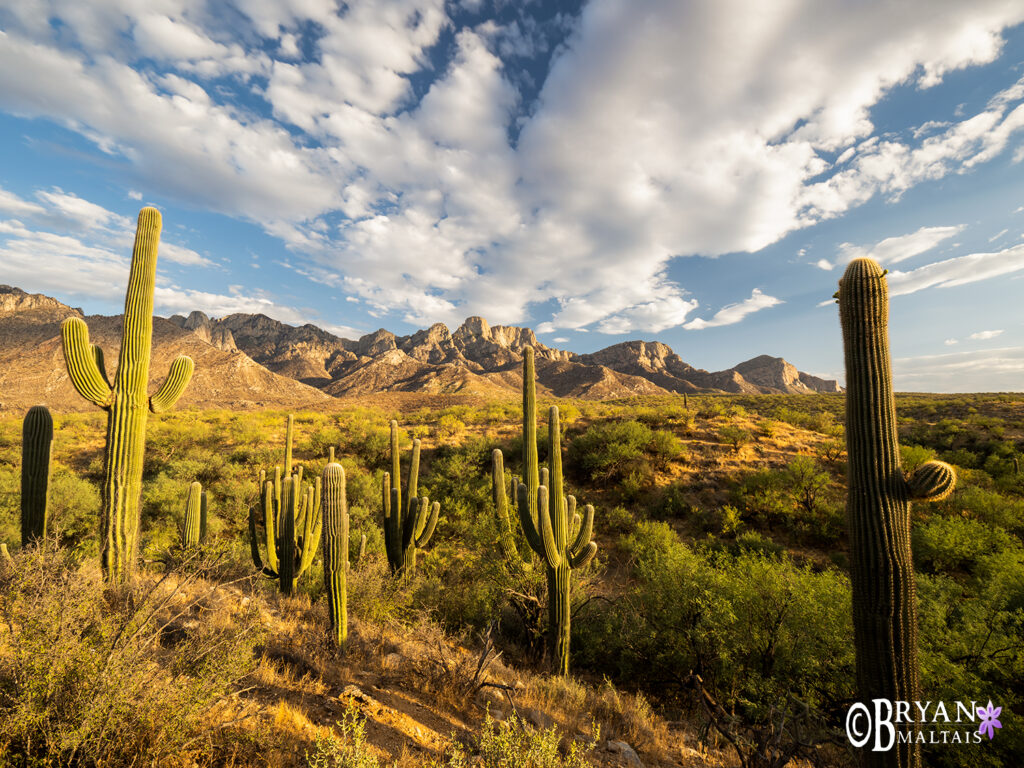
[182,481,203,548]
[838,258,956,768]
[60,208,194,583]
[21,405,53,546]
[321,462,349,646]
[381,421,439,575]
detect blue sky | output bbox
[0,1,1023,392]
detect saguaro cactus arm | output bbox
[262,480,279,574]
[150,356,195,413]
[492,449,521,564]
[516,482,544,554]
[61,318,113,408]
[568,503,594,563]
[906,460,956,502]
[414,499,439,547]
[535,485,561,570]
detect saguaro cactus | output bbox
[21,405,53,546]
[321,462,349,646]
[249,473,322,595]
[181,481,204,548]
[498,346,597,675]
[60,208,194,582]
[381,421,439,575]
[838,258,956,768]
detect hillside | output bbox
[0,287,330,413]
[168,307,840,399]
[0,285,840,414]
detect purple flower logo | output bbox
[977,701,1002,740]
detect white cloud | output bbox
[34,188,130,231]
[836,224,964,265]
[887,243,1024,295]
[159,242,215,268]
[894,347,1024,392]
[552,337,569,343]
[0,186,45,216]
[970,329,1004,340]
[816,258,834,270]
[988,228,1009,241]
[945,338,959,345]
[1,0,1023,334]
[683,289,782,330]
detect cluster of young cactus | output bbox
[60,208,194,583]
[381,420,439,576]
[181,481,208,549]
[838,258,956,768]
[491,346,597,675]
[248,415,323,595]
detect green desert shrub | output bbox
[445,713,598,768]
[717,424,751,452]
[568,420,683,485]
[577,522,854,718]
[912,516,1017,575]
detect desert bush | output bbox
[305,701,381,768]
[445,713,597,768]
[578,522,854,719]
[568,420,682,486]
[912,516,1017,575]
[717,424,750,452]
[0,544,264,766]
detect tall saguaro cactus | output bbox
[381,420,439,575]
[838,258,956,768]
[21,405,53,546]
[60,208,194,582]
[321,462,349,646]
[497,346,597,675]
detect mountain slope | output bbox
[1,291,330,413]
[2,286,841,411]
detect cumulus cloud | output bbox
[1,0,1023,334]
[683,289,782,330]
[887,243,1024,295]
[836,224,964,265]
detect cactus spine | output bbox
[248,415,322,595]
[381,421,439,575]
[21,406,53,546]
[838,258,956,768]
[506,346,597,675]
[60,208,194,583]
[321,462,349,646]
[182,481,204,548]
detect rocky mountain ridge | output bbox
[0,285,839,412]
[168,309,841,399]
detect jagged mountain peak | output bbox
[0,287,841,404]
